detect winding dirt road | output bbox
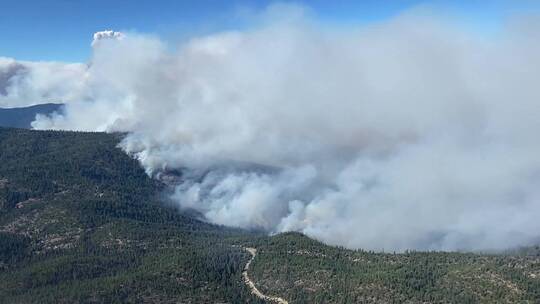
[242,247,289,304]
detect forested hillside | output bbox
[250,233,540,303]
[1,128,539,303]
[0,128,263,303]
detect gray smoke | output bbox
[25,5,540,251]
[92,30,125,47]
[0,59,27,96]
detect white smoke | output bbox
[25,5,540,251]
[0,57,86,107]
[92,30,125,47]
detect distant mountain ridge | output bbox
[0,103,63,129]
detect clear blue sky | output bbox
[0,0,538,62]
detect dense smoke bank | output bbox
[6,5,540,251]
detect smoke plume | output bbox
[92,30,125,47]
[21,5,540,251]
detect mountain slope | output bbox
[1,127,539,303]
[0,127,263,303]
[250,233,540,303]
[0,103,63,128]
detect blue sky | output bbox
[0,0,538,62]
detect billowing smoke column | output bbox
[92,30,125,47]
[25,6,540,251]
[0,30,125,108]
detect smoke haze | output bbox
[0,57,86,108]
[7,4,540,251]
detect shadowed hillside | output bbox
[0,103,63,129]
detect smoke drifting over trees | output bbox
[4,4,540,251]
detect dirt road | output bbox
[242,247,289,304]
